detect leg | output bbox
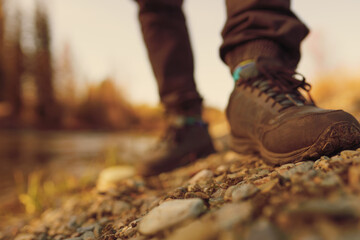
[220,0,309,70]
[136,0,215,176]
[222,0,360,164]
[137,0,202,116]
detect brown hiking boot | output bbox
[227,57,360,165]
[137,116,215,176]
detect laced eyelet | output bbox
[236,63,315,111]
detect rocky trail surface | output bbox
[7,147,360,240]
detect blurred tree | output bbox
[34,1,61,128]
[5,10,24,119]
[0,0,5,101]
[55,43,77,127]
[56,43,76,106]
[76,78,138,130]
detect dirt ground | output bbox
[4,142,360,240]
[3,79,360,240]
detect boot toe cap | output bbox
[262,109,360,154]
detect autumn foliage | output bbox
[0,1,359,131]
[0,1,151,130]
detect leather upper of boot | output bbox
[227,57,360,154]
[137,116,215,176]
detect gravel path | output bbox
[8,148,360,240]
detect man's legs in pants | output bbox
[221,0,360,164]
[137,0,202,116]
[136,0,215,176]
[221,0,309,69]
[136,0,360,174]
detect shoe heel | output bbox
[197,144,216,158]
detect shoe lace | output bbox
[237,62,315,112]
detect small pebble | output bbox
[112,201,131,215]
[188,169,214,184]
[97,166,135,192]
[232,183,259,202]
[224,185,237,200]
[341,150,359,159]
[82,231,96,240]
[77,225,94,234]
[93,223,102,238]
[215,202,253,229]
[319,173,342,187]
[348,165,360,189]
[139,198,207,235]
[215,165,229,175]
[246,219,285,240]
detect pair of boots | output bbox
[138,58,360,176]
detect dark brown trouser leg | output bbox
[137,0,202,116]
[220,0,310,71]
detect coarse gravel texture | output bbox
[5,147,360,240]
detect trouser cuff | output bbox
[224,39,299,72]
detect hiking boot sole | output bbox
[230,121,360,165]
[176,144,217,167]
[139,143,216,177]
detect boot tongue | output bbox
[232,58,306,109]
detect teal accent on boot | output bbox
[232,59,256,82]
[170,115,206,128]
[184,116,206,126]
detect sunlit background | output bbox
[1,0,360,235]
[12,0,360,109]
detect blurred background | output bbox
[1,0,360,233]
